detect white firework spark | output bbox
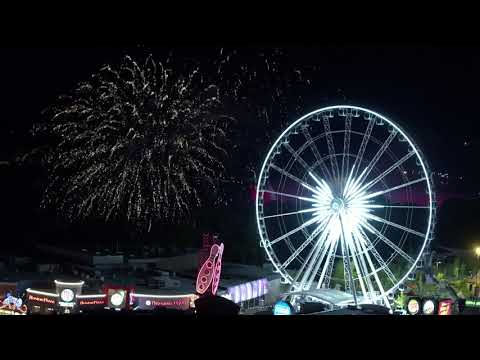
[36,54,233,229]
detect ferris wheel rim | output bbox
[255,105,434,302]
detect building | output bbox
[18,243,282,314]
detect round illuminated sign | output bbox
[60,289,75,302]
[422,299,436,315]
[407,298,420,315]
[110,292,124,307]
[273,300,293,315]
[146,300,151,306]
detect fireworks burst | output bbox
[35,54,232,230]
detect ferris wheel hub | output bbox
[330,198,345,213]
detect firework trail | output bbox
[35,54,232,230]
[212,47,314,180]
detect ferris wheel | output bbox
[255,105,435,306]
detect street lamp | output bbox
[475,247,480,299]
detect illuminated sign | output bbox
[79,299,105,306]
[438,299,453,315]
[151,299,189,307]
[407,298,420,315]
[0,294,27,315]
[227,278,269,304]
[211,244,224,296]
[60,289,75,303]
[58,301,75,308]
[196,243,224,296]
[273,301,293,315]
[108,289,127,308]
[422,299,436,315]
[131,294,194,311]
[111,293,124,306]
[28,294,56,305]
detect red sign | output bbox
[28,294,56,305]
[438,299,453,315]
[79,299,105,306]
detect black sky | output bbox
[2,46,479,172]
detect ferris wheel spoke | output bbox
[302,220,340,290]
[341,115,352,185]
[289,217,335,291]
[339,227,354,294]
[301,127,334,184]
[269,216,320,246]
[351,151,415,197]
[355,177,427,202]
[300,237,331,290]
[270,164,319,195]
[298,217,338,289]
[283,142,312,173]
[351,118,375,180]
[357,227,399,286]
[260,207,322,220]
[362,129,398,182]
[363,205,430,209]
[347,129,398,199]
[355,229,391,307]
[350,232,376,298]
[360,220,416,264]
[280,215,331,270]
[317,238,339,289]
[322,115,340,185]
[261,189,317,203]
[344,230,369,299]
[365,213,426,238]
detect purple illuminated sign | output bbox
[227,278,268,304]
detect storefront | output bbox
[25,279,198,314]
[26,289,58,315]
[77,294,107,313]
[55,280,85,314]
[26,279,85,314]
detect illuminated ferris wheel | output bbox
[256,105,436,306]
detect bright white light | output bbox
[76,294,106,299]
[110,292,125,306]
[130,293,195,299]
[26,289,59,297]
[60,289,75,302]
[54,280,85,286]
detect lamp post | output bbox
[475,247,480,299]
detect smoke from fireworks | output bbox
[35,54,232,230]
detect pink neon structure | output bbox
[196,243,224,296]
[210,243,224,295]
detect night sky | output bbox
[1,45,480,254]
